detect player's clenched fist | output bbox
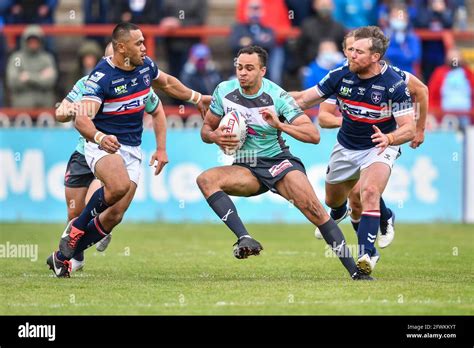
[100,135,121,154]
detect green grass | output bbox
[0,223,473,315]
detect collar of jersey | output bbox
[106,56,137,73]
[238,78,265,99]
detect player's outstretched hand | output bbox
[100,135,121,154]
[410,129,425,149]
[260,108,281,129]
[371,125,389,155]
[149,148,169,175]
[197,95,212,119]
[212,124,240,148]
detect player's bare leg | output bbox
[348,181,362,233]
[275,171,370,280]
[65,187,88,222]
[197,166,263,259]
[357,163,391,274]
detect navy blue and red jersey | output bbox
[82,56,160,146]
[316,63,413,150]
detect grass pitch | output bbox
[0,222,473,315]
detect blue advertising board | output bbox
[0,129,463,222]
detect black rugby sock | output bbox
[206,191,249,239]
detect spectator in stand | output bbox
[332,0,378,30]
[235,0,286,84]
[415,0,454,82]
[180,43,221,97]
[295,0,345,69]
[378,0,418,31]
[384,4,421,74]
[231,0,276,68]
[285,0,314,27]
[4,0,57,24]
[428,47,474,128]
[301,39,344,90]
[71,40,103,85]
[160,0,208,81]
[111,0,161,24]
[83,0,110,45]
[6,25,57,107]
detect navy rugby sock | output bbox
[351,218,360,234]
[357,211,380,257]
[206,191,249,239]
[379,197,392,222]
[318,218,358,276]
[330,200,348,221]
[72,217,110,257]
[73,187,109,231]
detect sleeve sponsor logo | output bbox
[89,72,105,83]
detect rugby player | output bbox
[52,43,167,272]
[291,26,416,276]
[48,22,211,277]
[197,45,372,281]
[314,31,428,253]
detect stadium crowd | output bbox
[0,0,473,128]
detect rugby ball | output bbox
[219,111,247,155]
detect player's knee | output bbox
[108,181,130,203]
[196,172,215,194]
[361,185,380,205]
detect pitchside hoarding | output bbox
[0,129,464,223]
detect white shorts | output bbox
[325,141,400,184]
[84,141,142,185]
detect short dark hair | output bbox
[112,22,140,49]
[353,26,389,59]
[237,45,268,67]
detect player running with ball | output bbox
[197,45,372,281]
[291,26,416,276]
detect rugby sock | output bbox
[72,187,109,231]
[351,218,360,234]
[329,200,348,221]
[318,218,358,276]
[357,210,380,257]
[73,251,84,262]
[206,191,249,239]
[379,197,392,222]
[72,217,109,257]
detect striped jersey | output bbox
[82,56,160,146]
[316,63,413,150]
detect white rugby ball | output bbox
[219,111,247,155]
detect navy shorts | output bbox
[233,151,306,195]
[64,151,95,188]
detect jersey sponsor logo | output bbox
[371,91,382,104]
[139,66,150,74]
[111,77,124,85]
[268,159,293,177]
[89,72,105,82]
[389,79,404,93]
[259,96,270,105]
[371,84,385,91]
[84,80,100,94]
[143,74,151,86]
[116,99,142,112]
[357,87,366,95]
[114,84,128,95]
[339,86,352,97]
[130,78,138,87]
[342,78,354,84]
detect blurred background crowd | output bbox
[0,0,473,129]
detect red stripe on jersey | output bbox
[340,98,384,111]
[103,105,145,115]
[346,112,392,124]
[104,88,150,103]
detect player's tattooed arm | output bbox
[74,100,121,154]
[152,71,211,118]
[318,102,342,129]
[201,110,239,147]
[260,108,320,144]
[55,99,79,123]
[406,73,429,149]
[149,102,168,175]
[290,88,325,110]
